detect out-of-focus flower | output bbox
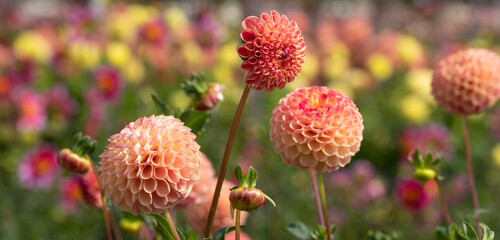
[185,180,248,235]
[164,5,190,33]
[120,59,145,84]
[18,145,59,189]
[13,31,53,62]
[105,41,132,68]
[99,115,201,214]
[399,124,452,160]
[0,75,12,99]
[432,49,500,115]
[366,52,393,81]
[237,11,306,91]
[398,95,430,124]
[491,143,500,168]
[177,153,215,207]
[324,42,350,80]
[45,85,77,118]
[405,68,434,103]
[270,87,364,173]
[68,39,101,69]
[138,19,168,45]
[93,66,122,101]
[61,177,83,213]
[224,231,252,240]
[339,17,373,50]
[119,218,142,233]
[195,13,225,49]
[15,89,47,133]
[195,83,224,112]
[79,167,102,208]
[396,179,432,211]
[396,35,425,67]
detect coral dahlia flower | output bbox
[99,115,201,214]
[432,49,500,115]
[237,11,306,91]
[270,87,363,172]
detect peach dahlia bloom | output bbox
[432,49,500,115]
[99,115,201,214]
[177,153,216,207]
[237,11,306,91]
[270,87,364,173]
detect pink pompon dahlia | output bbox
[432,48,500,115]
[177,153,216,207]
[99,115,201,214]
[270,87,364,173]
[237,11,306,91]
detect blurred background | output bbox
[1,0,500,239]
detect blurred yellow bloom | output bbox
[399,95,430,124]
[13,31,52,62]
[120,59,144,84]
[105,42,132,68]
[324,42,350,79]
[397,35,424,66]
[405,68,434,103]
[107,4,157,41]
[168,89,191,110]
[181,41,202,67]
[491,143,500,168]
[218,41,239,66]
[289,54,319,90]
[69,40,101,69]
[367,52,393,81]
[164,5,189,32]
[343,68,371,91]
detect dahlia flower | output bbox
[398,124,452,160]
[18,145,59,189]
[177,153,215,207]
[79,167,102,208]
[270,86,364,172]
[237,11,306,91]
[93,66,122,101]
[99,115,201,214]
[396,179,433,211]
[61,177,83,213]
[432,49,500,115]
[185,180,248,235]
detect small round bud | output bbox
[58,148,91,174]
[195,83,224,111]
[229,187,266,212]
[413,168,436,183]
[119,219,142,233]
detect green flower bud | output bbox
[58,148,91,174]
[413,168,436,183]
[229,187,266,212]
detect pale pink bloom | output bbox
[99,115,201,214]
[18,145,59,189]
[270,86,364,172]
[237,11,306,91]
[15,88,47,132]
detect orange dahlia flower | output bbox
[237,11,306,91]
[270,87,364,173]
[432,49,500,115]
[99,115,201,214]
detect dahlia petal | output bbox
[240,30,256,42]
[242,16,259,29]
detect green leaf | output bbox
[246,167,258,188]
[435,225,450,240]
[152,94,174,116]
[179,110,210,135]
[234,164,244,186]
[480,223,495,240]
[285,221,312,240]
[151,214,174,240]
[213,226,236,240]
[181,73,208,99]
[368,230,402,240]
[310,225,326,240]
[462,221,478,240]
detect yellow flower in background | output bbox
[68,40,101,69]
[13,31,53,62]
[405,68,434,103]
[366,52,393,81]
[168,89,192,110]
[105,42,132,68]
[327,80,354,99]
[324,42,350,79]
[119,59,144,84]
[397,34,424,66]
[218,41,239,66]
[164,5,189,32]
[491,143,500,168]
[181,41,202,67]
[107,4,157,41]
[288,54,319,90]
[344,68,371,91]
[399,94,430,124]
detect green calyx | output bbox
[408,149,441,183]
[233,163,258,188]
[72,132,97,157]
[181,72,209,100]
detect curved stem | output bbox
[91,162,113,240]
[165,210,180,240]
[235,210,241,240]
[435,179,452,226]
[463,117,480,234]
[317,173,332,240]
[205,85,252,238]
[310,169,325,226]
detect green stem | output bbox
[463,117,481,235]
[91,162,113,240]
[165,210,180,240]
[435,179,452,226]
[317,173,332,240]
[235,210,241,240]
[205,85,252,238]
[310,169,325,226]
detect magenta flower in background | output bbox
[45,84,77,118]
[138,19,168,45]
[396,179,431,211]
[15,88,47,132]
[60,177,83,213]
[195,12,225,49]
[93,66,122,101]
[399,124,452,160]
[18,145,60,189]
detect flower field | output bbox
[1,1,500,239]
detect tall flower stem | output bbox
[435,179,452,226]
[310,169,325,226]
[205,85,252,237]
[463,117,480,233]
[235,210,242,240]
[91,162,113,240]
[317,173,332,240]
[165,210,180,240]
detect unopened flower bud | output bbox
[119,219,142,233]
[229,187,266,212]
[413,168,436,183]
[79,167,102,208]
[58,148,90,174]
[195,83,223,111]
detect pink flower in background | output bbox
[396,179,432,211]
[15,89,47,132]
[195,13,225,49]
[399,124,452,160]
[224,231,252,240]
[78,167,102,208]
[18,145,59,189]
[138,20,168,45]
[93,66,122,101]
[61,177,84,213]
[45,85,77,118]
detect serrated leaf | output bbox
[234,164,244,186]
[285,221,312,240]
[152,94,174,116]
[213,226,236,240]
[179,110,210,135]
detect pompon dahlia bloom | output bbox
[99,115,201,214]
[177,153,215,207]
[185,180,248,235]
[237,11,306,91]
[270,87,364,172]
[432,49,500,115]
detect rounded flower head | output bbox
[99,115,201,214]
[432,49,500,115]
[185,180,248,235]
[237,11,306,91]
[270,87,363,172]
[177,153,215,207]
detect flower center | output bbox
[34,156,54,175]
